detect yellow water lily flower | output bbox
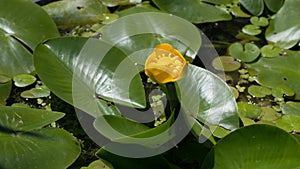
[145,43,187,84]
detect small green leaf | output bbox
[212,56,241,72]
[239,0,264,16]
[276,114,300,132]
[238,102,262,119]
[248,85,272,98]
[242,24,262,36]
[229,42,260,62]
[250,16,269,27]
[271,85,295,99]
[13,74,36,87]
[260,45,284,58]
[282,102,300,116]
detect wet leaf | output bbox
[276,114,300,132]
[282,102,300,116]
[202,124,300,169]
[239,0,264,16]
[13,74,36,87]
[238,102,262,119]
[43,0,109,29]
[265,0,300,49]
[248,85,272,98]
[250,16,269,27]
[247,50,300,100]
[229,42,260,62]
[242,24,262,36]
[260,45,284,58]
[152,0,232,23]
[212,56,241,72]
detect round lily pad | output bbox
[260,107,281,122]
[260,45,284,58]
[13,74,36,87]
[250,16,269,27]
[282,102,300,116]
[248,85,272,98]
[237,102,262,119]
[272,85,295,99]
[229,42,260,62]
[276,114,300,132]
[238,102,262,119]
[212,56,241,72]
[242,24,262,36]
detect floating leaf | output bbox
[230,86,239,99]
[276,114,300,132]
[247,50,300,100]
[260,44,284,58]
[212,56,241,72]
[260,107,281,122]
[248,85,272,98]
[229,6,251,18]
[34,37,142,117]
[239,0,264,16]
[264,0,284,12]
[282,102,300,116]
[0,81,11,106]
[242,24,262,36]
[202,124,300,169]
[0,0,59,78]
[13,74,36,87]
[229,42,260,62]
[101,0,141,7]
[271,85,295,99]
[238,102,262,119]
[43,0,109,29]
[250,16,269,26]
[265,0,300,49]
[152,0,232,23]
[116,2,160,17]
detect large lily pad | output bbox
[176,65,239,130]
[0,0,59,78]
[265,0,300,49]
[0,107,80,169]
[152,0,232,24]
[100,12,201,61]
[229,42,260,62]
[264,0,284,12]
[247,50,300,100]
[34,37,145,117]
[43,0,109,29]
[201,124,300,169]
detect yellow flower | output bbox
[145,43,187,84]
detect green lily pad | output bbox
[250,16,269,27]
[229,6,251,18]
[43,0,109,29]
[11,103,30,108]
[260,44,284,58]
[265,0,300,49]
[264,0,284,12]
[239,0,264,16]
[116,2,161,17]
[260,107,281,122]
[20,87,50,99]
[0,0,59,78]
[101,0,141,7]
[202,124,300,169]
[238,102,262,119]
[13,74,36,87]
[248,85,272,98]
[212,56,241,72]
[230,86,239,99]
[271,85,295,99]
[242,24,262,36]
[84,159,114,169]
[240,117,255,126]
[210,126,230,138]
[152,0,232,24]
[276,114,300,132]
[247,50,300,100]
[282,102,300,116]
[229,42,260,62]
